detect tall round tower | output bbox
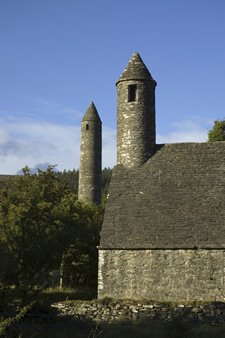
[116,52,157,167]
[78,102,102,204]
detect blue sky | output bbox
[0,0,224,174]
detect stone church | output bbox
[79,53,225,301]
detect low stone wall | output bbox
[52,300,225,325]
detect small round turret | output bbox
[78,102,102,204]
[116,53,157,167]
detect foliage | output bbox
[56,168,79,195]
[57,198,103,288]
[40,286,96,302]
[0,165,106,333]
[0,168,113,206]
[0,166,104,309]
[55,167,112,203]
[208,119,225,142]
[101,167,112,204]
[0,166,69,295]
[0,180,6,190]
[0,175,12,191]
[0,302,34,336]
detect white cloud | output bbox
[0,110,214,175]
[102,126,116,169]
[0,110,117,174]
[0,129,10,143]
[0,112,81,174]
[157,116,212,144]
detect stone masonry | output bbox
[98,53,225,301]
[98,249,225,301]
[78,102,102,204]
[116,53,156,167]
[53,300,225,325]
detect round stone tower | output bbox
[78,102,102,204]
[116,52,157,167]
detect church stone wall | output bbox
[98,249,225,301]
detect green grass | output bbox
[40,286,97,302]
[2,289,225,338]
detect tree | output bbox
[58,199,103,288]
[56,169,79,195]
[208,119,225,142]
[0,167,69,297]
[0,166,104,306]
[56,167,112,202]
[101,167,112,204]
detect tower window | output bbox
[128,85,137,102]
[86,124,89,130]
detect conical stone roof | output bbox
[116,52,156,85]
[82,101,102,122]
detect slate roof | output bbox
[82,101,101,122]
[100,142,225,249]
[116,52,156,85]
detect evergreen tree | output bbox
[56,169,79,195]
[55,167,112,202]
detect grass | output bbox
[2,289,225,337]
[40,286,97,303]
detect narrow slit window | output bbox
[128,85,137,102]
[86,124,89,130]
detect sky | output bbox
[0,0,224,174]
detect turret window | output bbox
[128,85,137,102]
[86,124,89,130]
